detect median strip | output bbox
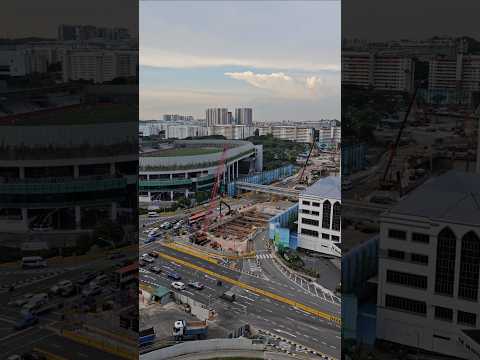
[157,252,341,326]
[162,242,219,264]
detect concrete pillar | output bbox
[19,167,25,179]
[110,163,115,176]
[236,161,239,178]
[73,165,79,178]
[185,172,188,179]
[170,191,174,201]
[185,189,189,198]
[22,208,28,229]
[75,206,81,229]
[170,174,173,180]
[111,202,117,221]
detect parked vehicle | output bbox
[173,320,208,341]
[77,272,96,285]
[9,293,35,307]
[139,327,156,346]
[50,280,73,295]
[91,274,109,287]
[21,257,47,269]
[142,256,154,264]
[139,259,147,267]
[171,281,185,290]
[82,284,102,297]
[148,251,159,258]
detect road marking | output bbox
[157,251,341,325]
[274,329,297,338]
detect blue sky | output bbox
[140,1,340,122]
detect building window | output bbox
[458,311,477,327]
[332,202,341,231]
[412,232,430,243]
[301,228,318,237]
[302,201,310,206]
[331,235,340,242]
[312,202,320,207]
[434,306,453,322]
[387,249,405,260]
[433,334,450,341]
[322,200,331,229]
[386,270,427,289]
[302,209,311,214]
[411,253,429,265]
[458,231,480,301]
[322,233,330,239]
[385,294,426,316]
[388,229,406,240]
[301,218,319,226]
[435,227,456,296]
[311,211,319,216]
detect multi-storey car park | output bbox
[139,139,263,203]
[0,100,137,252]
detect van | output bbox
[21,257,47,269]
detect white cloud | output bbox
[224,71,339,99]
[140,48,340,72]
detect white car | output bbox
[50,280,73,295]
[171,281,185,290]
[142,255,154,263]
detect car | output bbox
[139,259,147,267]
[10,293,35,307]
[144,237,155,244]
[14,314,38,330]
[90,274,109,287]
[148,251,159,258]
[82,284,102,297]
[149,266,162,274]
[77,272,96,285]
[142,256,154,263]
[188,281,204,290]
[21,298,46,315]
[166,272,181,280]
[171,281,185,290]
[50,280,73,295]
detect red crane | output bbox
[200,144,229,232]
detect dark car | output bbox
[188,281,204,290]
[14,315,38,330]
[77,272,96,285]
[166,272,181,280]
[149,266,161,274]
[148,251,159,258]
[139,259,147,267]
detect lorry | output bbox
[172,320,208,341]
[139,327,156,347]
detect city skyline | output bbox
[140,1,341,122]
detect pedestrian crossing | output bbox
[256,253,273,260]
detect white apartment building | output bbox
[235,108,253,125]
[62,49,137,83]
[377,171,480,360]
[206,108,229,126]
[318,124,341,147]
[342,51,415,92]
[297,176,341,257]
[209,125,254,140]
[256,125,315,143]
[139,120,207,139]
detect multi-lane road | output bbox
[140,238,341,359]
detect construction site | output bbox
[190,199,295,254]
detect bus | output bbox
[114,263,138,288]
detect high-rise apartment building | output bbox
[206,108,229,126]
[163,114,194,122]
[235,108,253,125]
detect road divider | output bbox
[157,252,341,326]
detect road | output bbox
[140,241,341,359]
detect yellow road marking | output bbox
[33,348,68,360]
[162,242,219,264]
[157,252,341,326]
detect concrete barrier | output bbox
[140,338,265,360]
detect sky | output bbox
[140,1,341,122]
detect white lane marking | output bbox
[273,329,297,338]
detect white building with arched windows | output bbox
[297,176,341,257]
[377,170,480,359]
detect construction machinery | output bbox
[380,82,422,191]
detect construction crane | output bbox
[380,82,423,191]
[191,145,229,244]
